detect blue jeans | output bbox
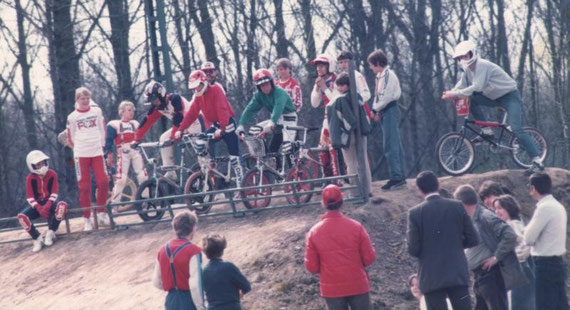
[380,101,405,180]
[470,90,540,159]
[534,256,570,310]
[511,258,536,310]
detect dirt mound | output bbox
[0,168,568,310]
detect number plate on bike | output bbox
[455,98,470,116]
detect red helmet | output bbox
[253,68,273,86]
[322,184,343,206]
[201,61,216,71]
[310,54,336,72]
[188,70,208,89]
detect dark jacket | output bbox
[470,205,528,290]
[327,92,371,149]
[407,194,479,293]
[203,259,251,310]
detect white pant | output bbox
[112,147,147,203]
[160,121,203,167]
[256,112,298,142]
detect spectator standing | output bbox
[454,185,527,310]
[274,58,303,112]
[367,50,406,190]
[478,180,506,210]
[66,87,109,230]
[326,73,372,196]
[336,51,372,120]
[305,184,376,310]
[407,171,478,310]
[493,195,535,310]
[152,211,205,310]
[524,172,570,310]
[198,234,251,310]
[409,274,454,310]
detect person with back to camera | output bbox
[304,184,376,310]
[407,171,479,310]
[104,100,148,213]
[152,211,205,310]
[18,150,69,252]
[66,86,109,231]
[196,234,251,310]
[441,40,544,175]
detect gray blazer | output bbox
[407,194,479,294]
[471,205,528,290]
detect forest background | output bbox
[0,0,568,218]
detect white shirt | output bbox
[420,296,453,310]
[353,70,371,104]
[372,66,401,111]
[451,58,517,100]
[66,106,106,158]
[524,195,567,256]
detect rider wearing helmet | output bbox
[310,54,344,179]
[177,70,244,182]
[18,150,69,252]
[442,40,544,173]
[236,68,298,148]
[134,80,197,180]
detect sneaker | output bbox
[84,217,93,231]
[44,230,56,247]
[97,212,111,226]
[32,237,44,253]
[525,160,545,176]
[381,179,406,191]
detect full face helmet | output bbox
[452,40,478,70]
[26,150,50,176]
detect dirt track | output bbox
[0,168,568,310]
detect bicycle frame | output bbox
[457,111,519,152]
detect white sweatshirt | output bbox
[66,106,106,158]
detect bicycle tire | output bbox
[240,168,276,209]
[284,166,314,205]
[510,127,548,168]
[436,132,475,176]
[184,171,215,214]
[107,177,137,212]
[133,179,168,221]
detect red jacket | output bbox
[26,169,58,208]
[179,84,234,133]
[305,211,376,298]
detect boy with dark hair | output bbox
[524,172,569,310]
[305,184,376,309]
[152,212,205,310]
[327,73,372,195]
[199,234,251,310]
[18,150,69,252]
[367,49,406,190]
[478,180,505,210]
[336,51,372,120]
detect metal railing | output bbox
[0,174,363,245]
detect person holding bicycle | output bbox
[442,40,544,173]
[236,68,298,151]
[178,70,244,184]
[105,100,148,213]
[133,81,196,181]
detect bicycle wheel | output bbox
[436,132,475,176]
[284,166,314,205]
[240,168,273,209]
[184,171,215,214]
[107,177,137,212]
[510,127,548,168]
[303,149,322,180]
[133,179,168,221]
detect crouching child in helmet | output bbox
[18,150,69,252]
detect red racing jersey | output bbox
[26,169,58,208]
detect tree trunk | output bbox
[495,0,511,75]
[172,0,191,97]
[245,0,258,95]
[516,0,535,93]
[106,0,134,104]
[189,0,220,67]
[15,0,38,149]
[273,0,288,58]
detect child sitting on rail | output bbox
[18,150,68,252]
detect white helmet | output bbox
[26,150,50,176]
[143,81,166,105]
[188,70,209,96]
[453,40,478,70]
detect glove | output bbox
[236,125,245,137]
[214,129,224,140]
[106,153,114,168]
[171,130,182,141]
[37,201,52,219]
[258,123,274,138]
[130,141,140,149]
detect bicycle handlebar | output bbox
[285,125,320,133]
